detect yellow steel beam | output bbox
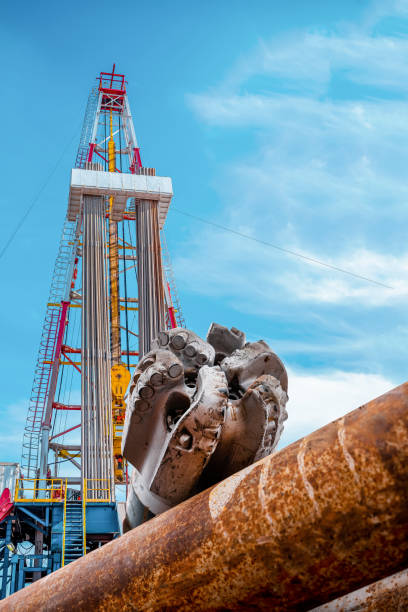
[58,450,81,459]
[82,481,87,555]
[43,360,81,365]
[47,303,137,310]
[108,110,121,365]
[47,303,82,308]
[43,360,137,367]
[106,111,132,484]
[62,479,67,567]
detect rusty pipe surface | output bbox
[310,567,408,611]
[2,382,408,611]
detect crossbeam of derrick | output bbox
[61,345,138,356]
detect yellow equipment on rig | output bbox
[111,364,131,482]
[107,110,131,484]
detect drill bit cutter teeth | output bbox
[123,324,288,527]
[150,365,228,505]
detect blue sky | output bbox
[1,0,408,462]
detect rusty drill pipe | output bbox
[2,382,408,611]
[311,567,408,611]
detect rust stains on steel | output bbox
[311,567,408,611]
[2,382,408,611]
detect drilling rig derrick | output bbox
[0,65,183,598]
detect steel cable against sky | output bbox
[171,207,393,290]
[0,126,81,261]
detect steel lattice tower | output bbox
[0,66,185,597]
[21,64,184,497]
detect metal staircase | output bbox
[62,501,84,565]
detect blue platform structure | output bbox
[0,491,120,599]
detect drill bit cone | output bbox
[202,374,288,486]
[123,325,288,528]
[149,365,228,505]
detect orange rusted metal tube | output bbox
[2,383,408,611]
[311,567,408,611]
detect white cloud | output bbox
[181,6,408,312]
[174,221,408,309]
[278,369,397,448]
[189,94,408,145]
[275,248,408,304]
[197,25,408,98]
[175,0,408,387]
[363,0,408,28]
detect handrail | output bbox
[84,478,111,502]
[81,478,112,556]
[62,479,67,566]
[82,480,87,556]
[14,478,65,503]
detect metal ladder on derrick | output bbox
[75,86,99,169]
[21,84,99,480]
[21,218,78,479]
[160,231,186,328]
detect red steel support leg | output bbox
[39,300,70,477]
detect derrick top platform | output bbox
[98,65,127,112]
[67,168,173,225]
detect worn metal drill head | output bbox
[206,322,246,363]
[123,339,226,516]
[123,326,288,527]
[122,348,188,477]
[152,327,215,374]
[200,374,288,488]
[220,339,288,393]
